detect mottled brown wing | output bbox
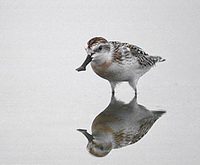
[113,129,134,148]
[110,41,163,66]
[113,120,154,148]
[128,44,165,67]
[130,116,158,144]
[113,115,160,148]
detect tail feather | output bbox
[138,55,165,67]
[152,110,166,118]
[149,56,166,65]
[157,56,166,62]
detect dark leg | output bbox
[129,80,137,98]
[112,90,115,96]
[134,88,137,98]
[110,81,116,96]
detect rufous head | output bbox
[77,129,112,157]
[76,37,111,72]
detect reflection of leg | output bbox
[129,80,138,97]
[110,81,116,95]
[110,93,117,104]
[129,94,137,106]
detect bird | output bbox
[77,95,166,157]
[76,37,165,96]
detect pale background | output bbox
[0,0,200,164]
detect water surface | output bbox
[0,0,200,164]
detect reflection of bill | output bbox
[77,96,166,157]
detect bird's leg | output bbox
[129,94,137,105]
[110,93,117,104]
[110,81,116,96]
[112,91,115,97]
[135,88,137,98]
[129,80,138,98]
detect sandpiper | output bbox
[76,37,165,95]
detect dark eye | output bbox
[98,46,102,51]
[99,146,104,150]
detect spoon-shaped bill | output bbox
[76,55,92,72]
[77,129,94,142]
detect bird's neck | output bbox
[92,52,112,66]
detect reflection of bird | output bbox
[76,37,165,95]
[77,96,166,157]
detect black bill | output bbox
[77,129,94,142]
[76,55,92,72]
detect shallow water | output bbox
[0,0,200,164]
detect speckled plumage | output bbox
[77,95,166,157]
[77,37,166,95]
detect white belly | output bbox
[91,61,150,82]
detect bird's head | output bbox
[76,37,111,72]
[77,129,112,157]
